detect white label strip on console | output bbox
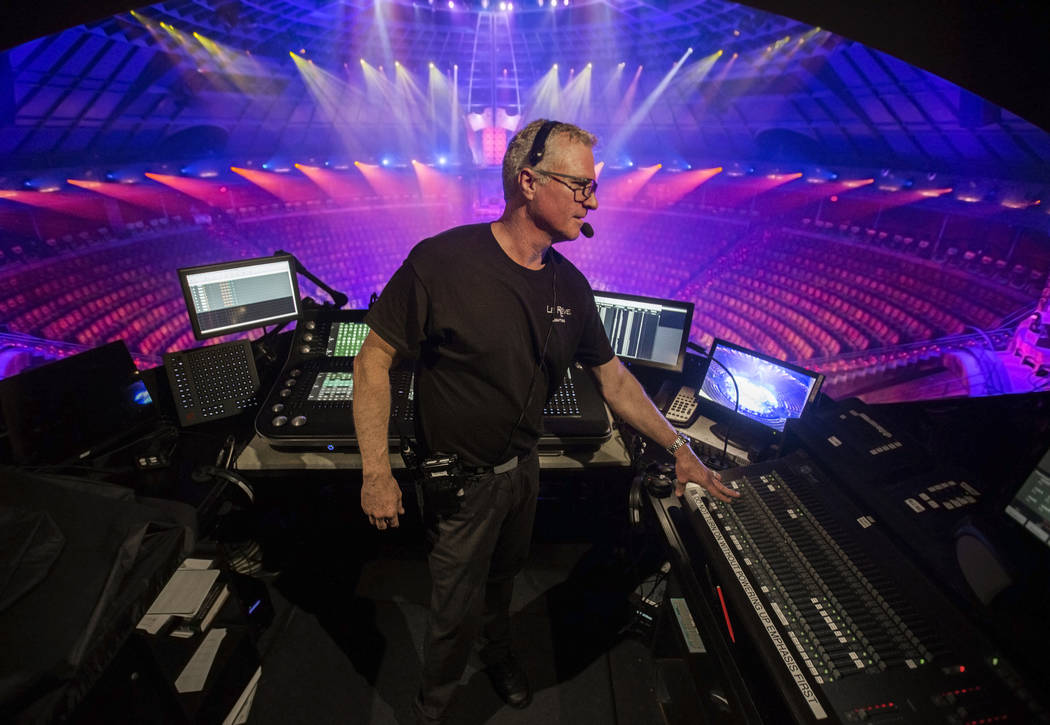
[686,486,829,720]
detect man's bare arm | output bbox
[591,356,739,502]
[353,331,406,529]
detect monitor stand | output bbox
[709,421,774,456]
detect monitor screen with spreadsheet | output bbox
[592,290,694,373]
[178,255,302,340]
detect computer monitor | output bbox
[1005,445,1050,549]
[698,338,824,433]
[178,255,301,340]
[0,340,157,464]
[592,290,694,373]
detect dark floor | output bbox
[237,476,670,725]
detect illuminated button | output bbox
[302,333,313,342]
[305,320,316,330]
[272,403,285,413]
[285,378,297,387]
[291,415,307,426]
[280,388,292,398]
[289,368,301,377]
[300,346,311,354]
[272,415,288,427]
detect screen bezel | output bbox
[0,340,157,464]
[699,337,825,433]
[592,290,694,373]
[1005,445,1050,549]
[178,254,301,340]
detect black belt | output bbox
[461,452,529,477]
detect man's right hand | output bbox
[362,472,405,530]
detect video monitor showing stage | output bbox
[698,338,824,433]
[1005,445,1050,549]
[178,255,301,340]
[592,291,694,373]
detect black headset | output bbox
[527,120,560,167]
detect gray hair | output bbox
[501,119,597,201]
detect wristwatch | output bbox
[666,433,690,456]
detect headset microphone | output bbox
[580,222,594,238]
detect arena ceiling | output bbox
[1,0,1048,184]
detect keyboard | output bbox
[164,340,259,426]
[544,370,581,417]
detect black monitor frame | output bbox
[178,254,301,340]
[0,340,157,464]
[592,290,694,373]
[1005,444,1050,550]
[698,338,824,434]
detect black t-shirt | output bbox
[365,223,614,465]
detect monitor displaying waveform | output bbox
[592,290,694,373]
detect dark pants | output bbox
[413,450,540,724]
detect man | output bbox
[353,119,738,723]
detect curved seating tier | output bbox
[0,225,260,356]
[0,202,1039,371]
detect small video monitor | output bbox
[178,255,301,340]
[1005,445,1050,549]
[698,338,824,433]
[0,340,157,464]
[592,290,694,373]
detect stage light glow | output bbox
[609,63,643,127]
[67,178,190,214]
[355,160,416,198]
[672,49,722,94]
[560,61,593,120]
[649,166,723,207]
[607,47,692,161]
[298,162,375,198]
[0,188,109,220]
[525,65,562,119]
[231,166,322,203]
[600,164,662,203]
[143,172,255,209]
[919,187,954,198]
[294,52,373,158]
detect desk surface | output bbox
[235,415,743,474]
[235,431,632,472]
[679,415,750,465]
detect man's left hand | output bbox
[674,450,740,502]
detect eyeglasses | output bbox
[532,169,598,202]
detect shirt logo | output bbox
[547,305,572,323]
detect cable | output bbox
[686,342,741,467]
[704,353,741,467]
[495,253,558,466]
